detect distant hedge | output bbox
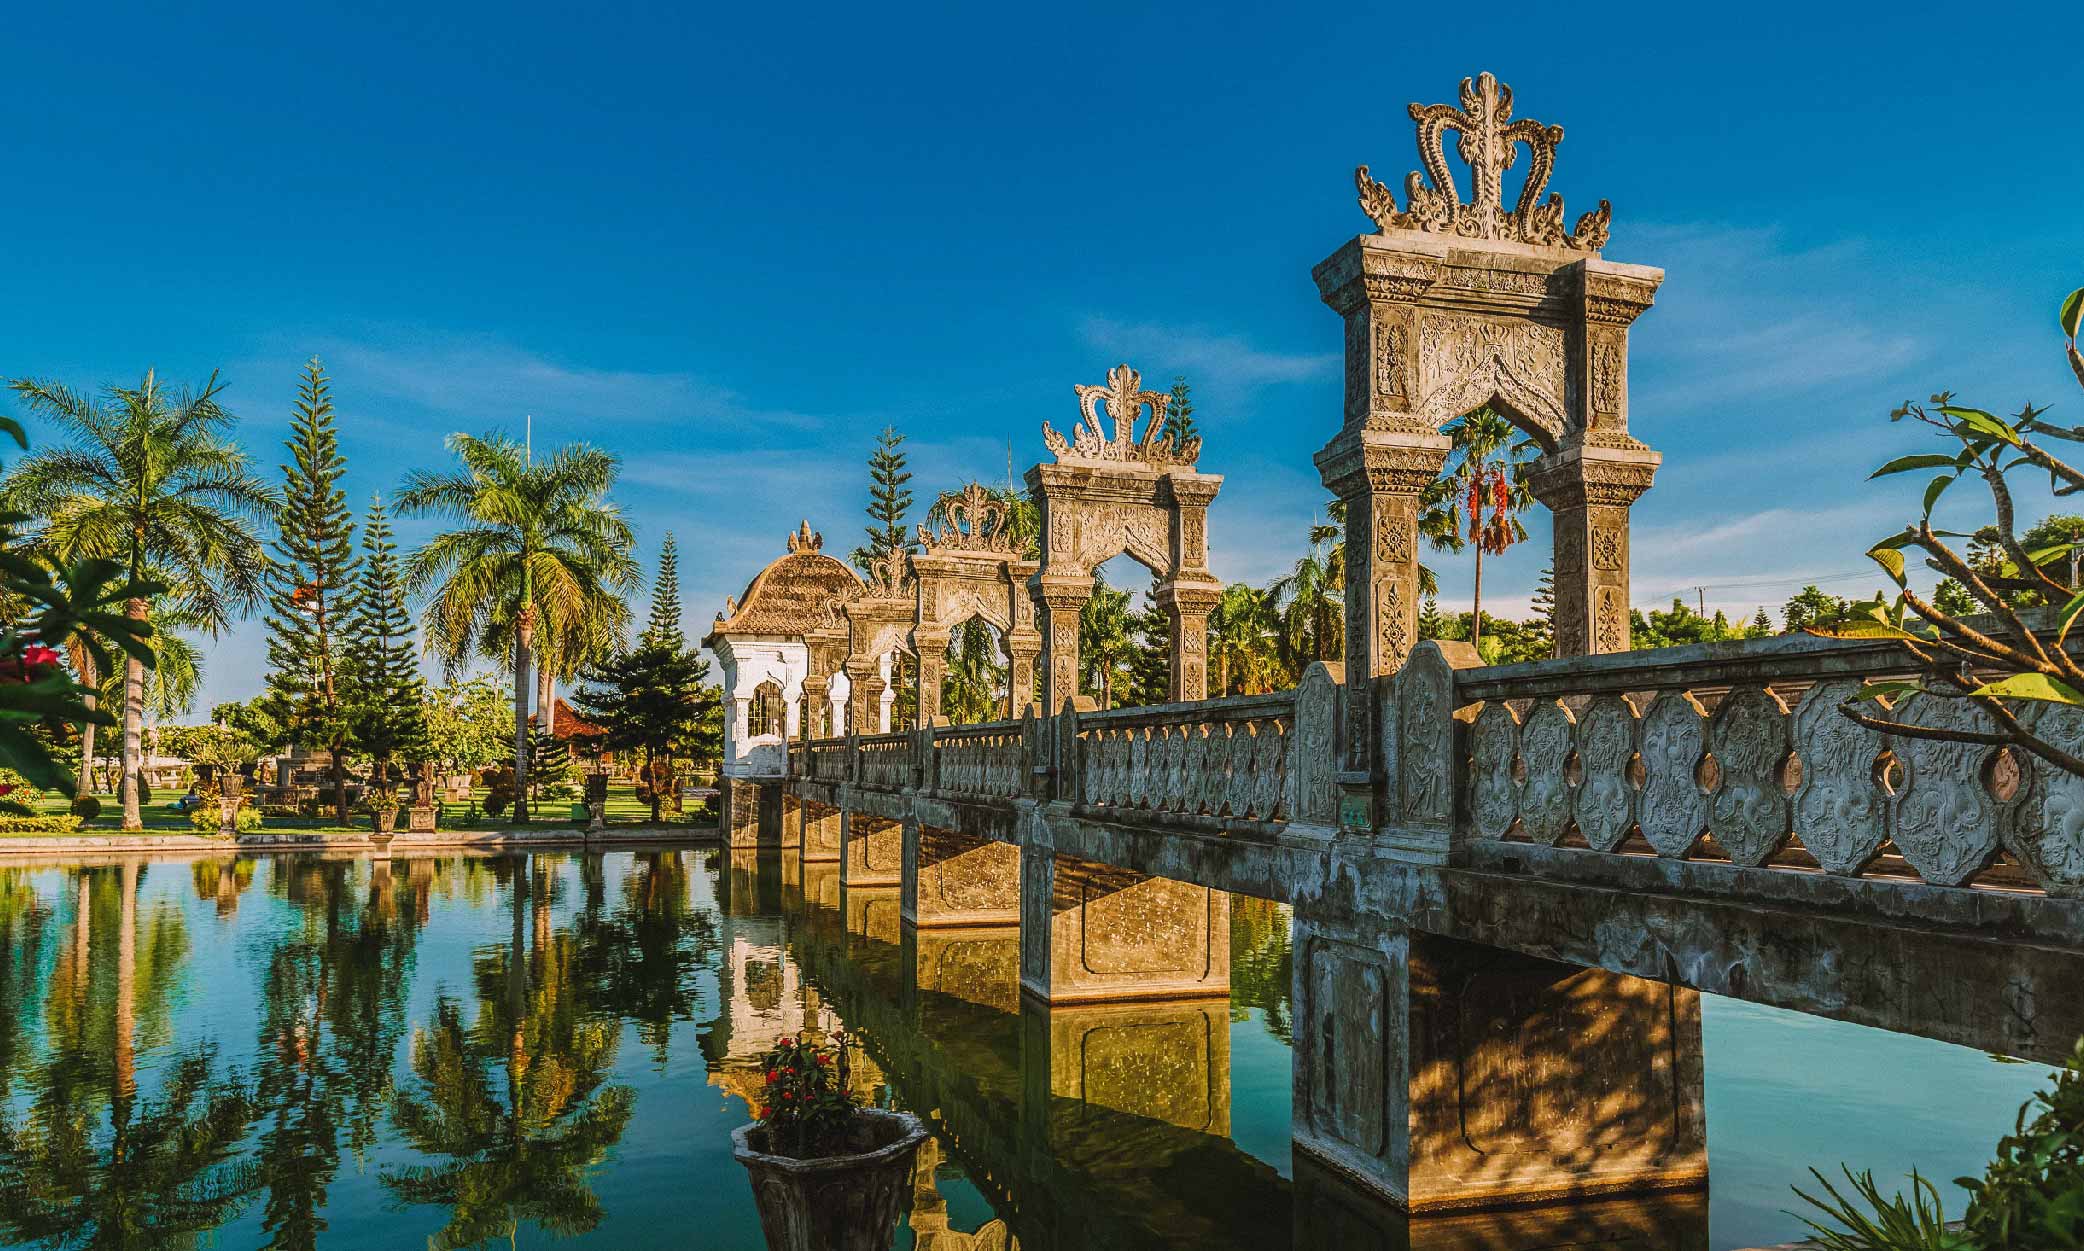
[0,815,82,835]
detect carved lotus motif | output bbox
[1707,686,1791,866]
[1889,694,2003,887]
[1639,692,1708,857]
[1574,695,1639,852]
[1791,681,1890,875]
[1519,700,1575,845]
[2008,703,2084,897]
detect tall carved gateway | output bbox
[910,483,1042,722]
[1027,364,1224,712]
[1316,70,1663,779]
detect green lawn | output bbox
[26,780,715,835]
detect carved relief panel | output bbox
[1890,693,2003,887]
[1639,692,1708,857]
[1518,700,1575,844]
[1574,694,1639,851]
[1791,680,1890,876]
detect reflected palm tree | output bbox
[383,856,634,1249]
[249,858,421,1250]
[0,868,54,1089]
[0,861,259,1248]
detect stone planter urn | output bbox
[372,807,398,835]
[730,1108,926,1251]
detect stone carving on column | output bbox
[1028,362,1223,713]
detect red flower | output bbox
[20,645,58,669]
[781,1091,792,1101]
[0,785,14,797]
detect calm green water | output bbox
[0,850,2051,1250]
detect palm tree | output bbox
[1208,583,1282,696]
[1269,507,1345,673]
[4,372,274,828]
[1078,580,1136,709]
[396,435,638,823]
[96,601,203,779]
[1421,407,1537,656]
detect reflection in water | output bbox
[0,850,2044,1250]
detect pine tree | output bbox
[263,358,359,821]
[1750,606,1774,636]
[1527,564,1557,659]
[1417,593,1449,641]
[1126,579,1173,707]
[851,426,916,576]
[643,532,685,648]
[1164,377,1197,445]
[573,637,714,823]
[526,721,572,803]
[344,496,430,800]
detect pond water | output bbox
[0,850,2051,1250]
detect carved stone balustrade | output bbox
[857,733,916,792]
[930,720,1030,800]
[1451,629,2084,898]
[1067,692,1298,825]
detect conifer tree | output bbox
[344,496,430,800]
[1164,377,1197,445]
[1750,606,1774,636]
[263,358,359,821]
[851,426,915,576]
[643,532,685,648]
[526,720,572,803]
[573,637,712,823]
[1527,564,1557,659]
[1127,579,1173,708]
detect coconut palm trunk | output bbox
[67,639,99,804]
[122,596,147,829]
[513,607,534,824]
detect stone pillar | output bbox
[730,697,751,762]
[841,810,903,888]
[802,675,831,739]
[901,822,1020,928]
[1156,581,1221,703]
[828,684,848,738]
[844,659,876,735]
[1035,580,1089,715]
[1006,563,1042,719]
[1291,914,1706,1211]
[1528,441,1658,657]
[1019,992,1233,1148]
[912,631,949,727]
[1019,854,1230,1004]
[871,654,893,733]
[1314,243,1453,818]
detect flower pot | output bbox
[731,1107,926,1251]
[372,808,398,835]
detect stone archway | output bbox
[841,547,917,733]
[1025,364,1224,712]
[1314,71,1663,777]
[910,483,1042,723]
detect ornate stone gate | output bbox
[910,483,1042,722]
[1025,364,1224,712]
[1314,71,1663,778]
[841,548,915,733]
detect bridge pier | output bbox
[902,822,1022,928]
[1018,840,1230,1005]
[840,811,904,888]
[723,778,783,849]
[800,799,843,863]
[1292,911,1707,1212]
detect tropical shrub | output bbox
[751,1033,861,1158]
[1816,285,2084,777]
[189,801,261,834]
[1797,1037,2084,1248]
[68,794,101,820]
[0,815,81,834]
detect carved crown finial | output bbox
[918,482,1016,554]
[1355,71,1610,253]
[786,519,823,554]
[1043,363,1202,467]
[863,544,912,597]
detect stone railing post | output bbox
[1054,702,1081,804]
[845,730,861,785]
[1377,640,1480,863]
[1021,707,1043,799]
[1286,662,1344,831]
[916,721,937,794]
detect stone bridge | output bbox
[705,71,2084,1216]
[746,631,2084,1213]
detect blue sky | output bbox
[3,1,2080,711]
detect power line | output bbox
[1636,568,1881,607]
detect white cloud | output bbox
[1076,317,1337,392]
